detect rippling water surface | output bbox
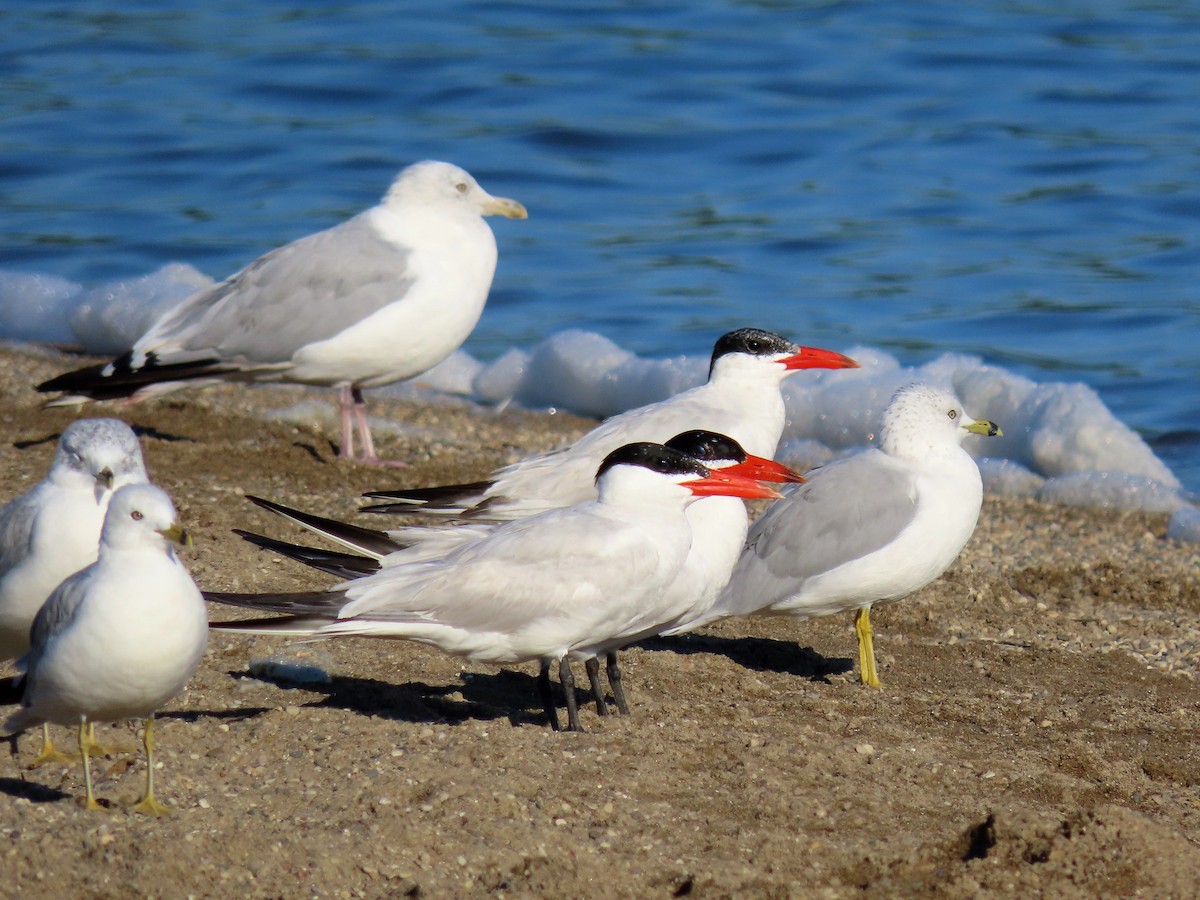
[1,1,1197,488]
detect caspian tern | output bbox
[3,484,207,815]
[0,419,149,766]
[207,442,784,731]
[233,430,805,718]
[362,328,857,518]
[669,383,1001,687]
[37,161,527,465]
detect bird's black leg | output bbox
[559,659,583,732]
[606,651,631,715]
[538,660,560,731]
[585,657,610,716]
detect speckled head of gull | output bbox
[36,161,527,466]
[0,417,148,662]
[685,382,1001,687]
[3,483,207,815]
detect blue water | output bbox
[1,1,1198,490]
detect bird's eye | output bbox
[131,510,144,521]
[948,409,958,420]
[455,182,469,194]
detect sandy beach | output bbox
[1,343,1197,898]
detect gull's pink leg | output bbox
[351,387,407,467]
[352,387,376,461]
[336,384,357,461]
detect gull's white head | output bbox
[880,383,1002,460]
[706,328,859,385]
[50,418,149,502]
[383,160,527,220]
[99,484,190,554]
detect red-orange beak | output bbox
[725,454,807,484]
[780,347,860,370]
[683,468,784,500]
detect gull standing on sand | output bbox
[231,430,806,718]
[670,383,1001,686]
[3,484,208,814]
[37,161,528,465]
[363,328,858,518]
[206,443,783,732]
[0,419,149,765]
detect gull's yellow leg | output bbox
[855,607,882,687]
[131,716,170,816]
[85,721,133,757]
[26,724,76,768]
[78,721,101,810]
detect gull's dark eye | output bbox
[455,182,469,194]
[131,510,144,521]
[948,409,958,420]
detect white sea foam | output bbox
[2,265,1192,536]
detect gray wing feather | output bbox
[746,451,918,585]
[142,214,414,364]
[26,568,92,656]
[0,490,40,579]
[343,510,666,633]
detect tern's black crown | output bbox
[594,442,710,485]
[709,328,798,375]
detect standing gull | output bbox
[207,443,783,732]
[37,161,527,465]
[670,383,1001,686]
[363,328,857,518]
[3,484,208,814]
[0,418,149,765]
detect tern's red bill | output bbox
[780,347,860,370]
[725,454,806,484]
[684,469,784,500]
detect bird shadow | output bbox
[156,707,275,725]
[228,666,554,729]
[129,424,198,444]
[0,776,70,804]
[292,441,327,464]
[0,675,22,706]
[12,424,197,451]
[638,633,853,682]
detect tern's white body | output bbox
[219,459,760,667]
[0,419,148,660]
[336,464,705,663]
[391,351,801,521]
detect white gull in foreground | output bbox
[671,383,1001,686]
[36,161,527,465]
[3,484,208,814]
[0,418,149,767]
[362,327,857,519]
[207,442,783,732]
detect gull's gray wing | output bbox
[13,565,93,687]
[730,450,919,609]
[139,213,414,365]
[27,566,92,653]
[0,490,41,579]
